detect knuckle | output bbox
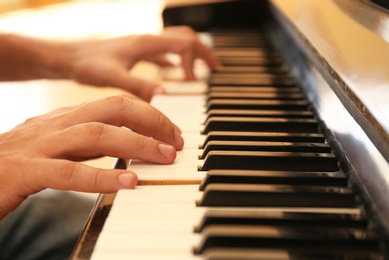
[59,162,79,183]
[59,162,104,190]
[104,95,134,117]
[73,122,107,144]
[157,113,168,129]
[84,122,106,137]
[89,168,104,189]
[134,134,154,150]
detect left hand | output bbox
[68,26,220,101]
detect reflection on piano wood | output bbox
[72,0,389,259]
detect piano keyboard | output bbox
[90,29,386,259]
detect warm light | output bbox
[0,0,163,40]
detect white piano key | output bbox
[182,132,205,149]
[150,94,206,133]
[91,250,202,260]
[163,81,208,95]
[128,110,206,181]
[92,186,203,258]
[129,165,206,183]
[91,185,362,260]
[151,95,206,116]
[94,232,201,253]
[130,150,202,167]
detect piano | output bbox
[72,0,389,259]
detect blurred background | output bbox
[0,0,164,170]
[1,0,84,14]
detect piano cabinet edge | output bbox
[70,158,126,260]
[268,2,389,247]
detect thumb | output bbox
[33,160,138,193]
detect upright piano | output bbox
[72,0,389,259]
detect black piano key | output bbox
[206,100,308,111]
[217,57,284,66]
[213,48,282,58]
[213,65,288,74]
[198,170,347,190]
[196,184,356,208]
[199,151,338,172]
[207,92,304,100]
[202,117,319,134]
[212,39,271,48]
[194,225,380,254]
[194,226,380,259]
[206,110,313,119]
[195,210,367,233]
[210,72,293,80]
[201,132,326,147]
[200,141,332,159]
[209,76,296,86]
[202,248,384,260]
[209,86,300,93]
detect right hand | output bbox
[0,94,184,219]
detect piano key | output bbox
[200,141,332,159]
[206,109,313,119]
[209,76,296,86]
[200,151,338,171]
[206,99,308,111]
[198,170,347,190]
[214,65,288,74]
[182,132,205,149]
[196,183,356,208]
[213,49,282,58]
[149,95,206,132]
[194,226,381,256]
[209,86,301,93]
[201,132,326,147]
[194,210,367,232]
[210,72,293,80]
[202,248,384,260]
[207,92,305,100]
[86,24,388,260]
[202,117,319,134]
[150,95,206,118]
[91,186,366,259]
[212,39,271,48]
[92,251,202,260]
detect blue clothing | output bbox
[0,190,94,260]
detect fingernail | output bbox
[174,129,184,149]
[158,143,176,160]
[118,172,138,188]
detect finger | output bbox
[156,37,220,80]
[53,96,183,150]
[72,59,162,101]
[191,40,221,70]
[147,55,175,67]
[32,159,138,193]
[103,71,163,102]
[47,123,177,164]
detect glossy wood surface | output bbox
[272,0,389,160]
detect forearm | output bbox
[0,33,74,81]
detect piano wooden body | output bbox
[72,0,389,259]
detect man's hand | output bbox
[69,26,220,101]
[0,26,220,101]
[0,94,184,219]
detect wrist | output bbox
[0,33,76,80]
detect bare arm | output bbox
[0,26,220,101]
